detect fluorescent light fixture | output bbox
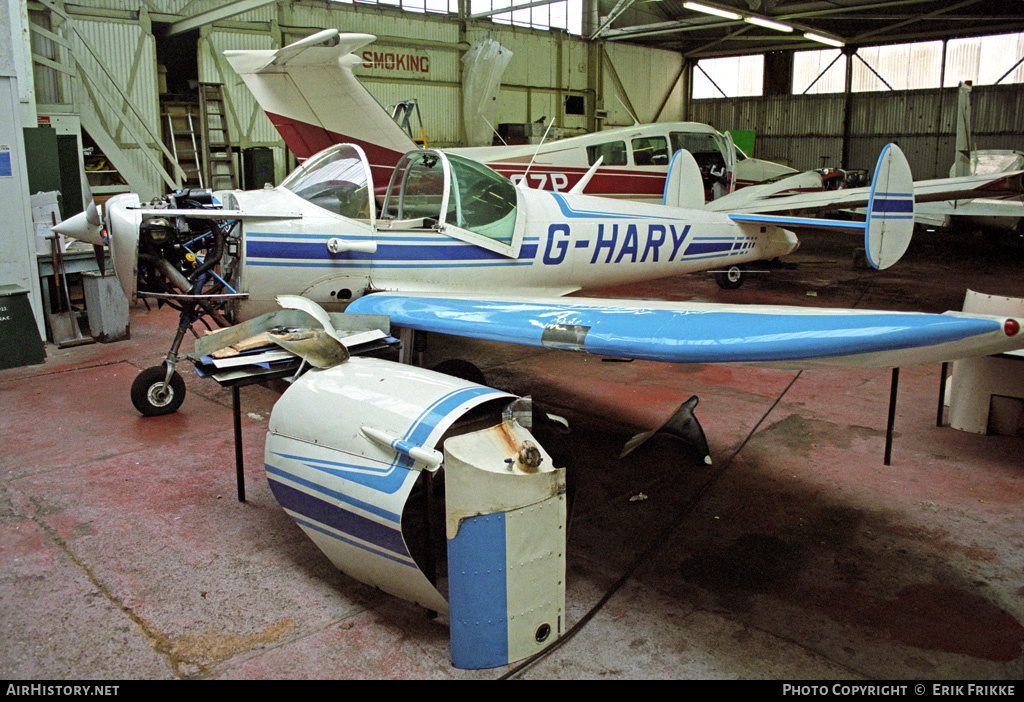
[745,16,793,32]
[804,31,844,47]
[683,2,741,20]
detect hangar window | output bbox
[944,32,1024,86]
[693,55,764,98]
[794,33,1024,94]
[793,49,846,95]
[340,0,458,13]
[586,141,627,166]
[470,0,583,34]
[853,41,943,91]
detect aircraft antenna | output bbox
[522,117,555,183]
[482,115,508,146]
[615,93,640,126]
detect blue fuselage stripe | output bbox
[267,476,410,558]
[266,462,402,520]
[246,240,538,262]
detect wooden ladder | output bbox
[162,100,204,190]
[199,83,238,191]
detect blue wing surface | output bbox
[346,292,1023,369]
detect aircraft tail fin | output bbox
[223,30,416,167]
[865,143,915,270]
[953,81,973,178]
[663,149,704,209]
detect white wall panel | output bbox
[603,42,683,126]
[495,88,530,127]
[362,79,462,147]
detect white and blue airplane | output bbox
[56,140,1024,670]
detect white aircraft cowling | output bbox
[264,356,567,669]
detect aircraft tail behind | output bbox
[865,143,915,269]
[662,149,705,209]
[952,81,973,178]
[223,29,417,177]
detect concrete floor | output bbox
[2,227,1023,679]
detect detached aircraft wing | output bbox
[347,292,1024,371]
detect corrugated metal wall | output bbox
[690,84,1024,179]
[38,1,694,193]
[72,16,164,200]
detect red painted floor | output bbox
[2,228,1023,679]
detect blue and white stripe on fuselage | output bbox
[239,190,798,300]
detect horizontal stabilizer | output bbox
[729,144,915,270]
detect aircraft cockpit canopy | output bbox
[280,144,376,222]
[381,150,519,249]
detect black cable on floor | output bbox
[498,266,881,679]
[497,371,804,680]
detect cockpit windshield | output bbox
[381,150,519,246]
[446,154,518,244]
[281,144,374,220]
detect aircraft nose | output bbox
[52,203,105,247]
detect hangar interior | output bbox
[1,0,1023,680]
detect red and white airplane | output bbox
[223,29,798,203]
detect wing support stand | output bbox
[884,368,900,466]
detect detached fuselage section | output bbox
[266,356,568,669]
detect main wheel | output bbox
[715,264,746,289]
[131,365,186,416]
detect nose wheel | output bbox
[714,264,746,289]
[131,364,186,416]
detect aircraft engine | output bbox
[264,356,568,669]
[106,189,242,324]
